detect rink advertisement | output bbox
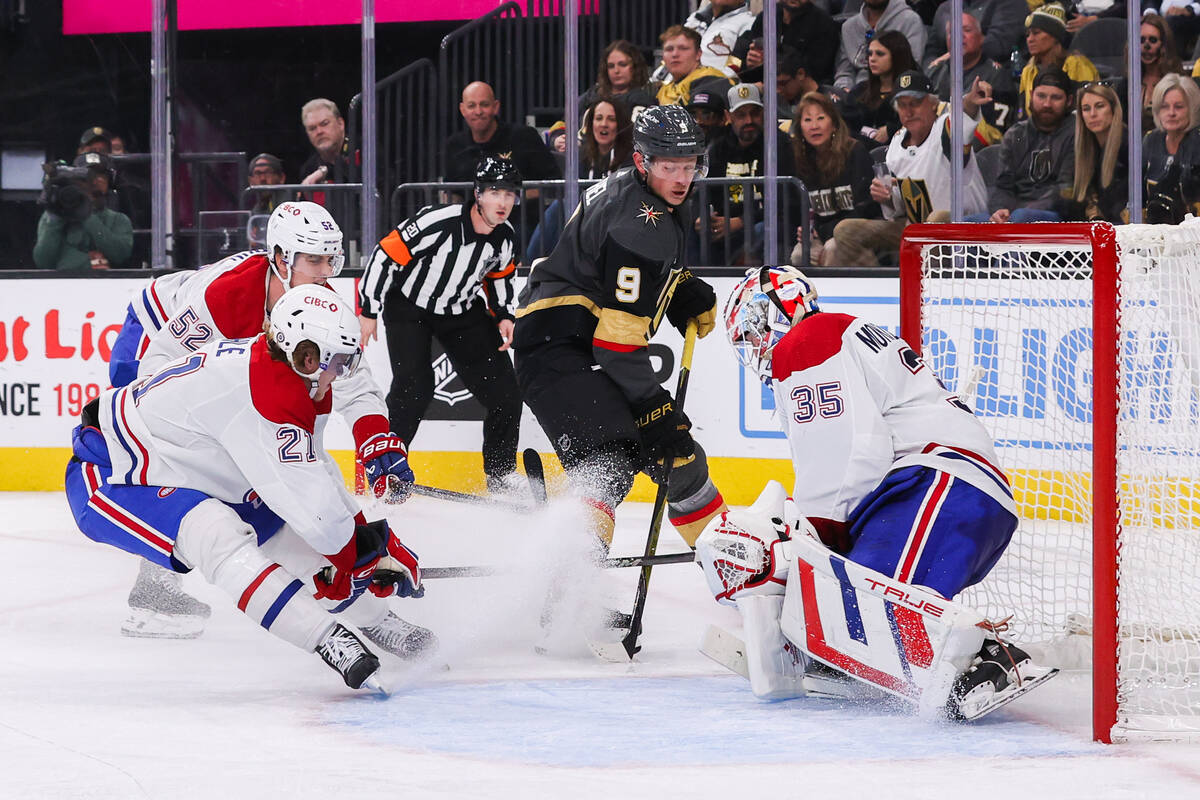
[0,274,899,497]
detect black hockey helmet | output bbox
[633,105,707,159]
[474,155,523,200]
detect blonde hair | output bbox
[300,98,341,125]
[1073,84,1124,203]
[1151,74,1200,131]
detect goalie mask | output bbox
[266,201,346,286]
[723,265,819,384]
[268,284,362,381]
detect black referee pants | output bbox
[381,296,521,478]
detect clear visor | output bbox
[477,185,522,206]
[323,348,362,379]
[644,153,709,181]
[291,249,345,279]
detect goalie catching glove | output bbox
[359,432,415,503]
[666,270,717,338]
[315,519,423,608]
[695,480,819,605]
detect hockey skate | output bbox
[360,612,439,660]
[316,623,385,693]
[121,561,212,639]
[486,471,534,502]
[946,638,1059,721]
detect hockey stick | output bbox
[523,448,548,504]
[422,550,695,579]
[410,483,533,513]
[617,319,699,659]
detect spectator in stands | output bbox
[77,127,114,156]
[526,100,634,261]
[33,152,133,271]
[686,89,730,145]
[1149,0,1200,55]
[580,100,634,178]
[700,83,796,264]
[974,69,1075,223]
[1143,74,1200,223]
[443,81,560,187]
[1018,5,1099,118]
[1063,82,1128,222]
[841,31,917,148]
[834,0,927,92]
[579,40,656,118]
[790,91,877,266]
[684,0,755,78]
[298,98,354,237]
[109,135,127,155]
[1067,1,1141,34]
[245,153,286,214]
[929,12,1018,144]
[1130,16,1185,135]
[776,46,840,124]
[656,25,736,107]
[732,0,840,87]
[924,0,1028,69]
[832,71,989,266]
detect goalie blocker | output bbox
[696,483,1057,720]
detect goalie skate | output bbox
[316,623,386,694]
[360,612,439,660]
[121,561,211,640]
[947,639,1059,721]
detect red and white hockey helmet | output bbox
[268,284,361,380]
[723,265,819,384]
[266,201,345,285]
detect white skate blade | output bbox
[700,625,748,678]
[121,608,206,640]
[954,666,1060,721]
[362,672,391,697]
[588,640,634,662]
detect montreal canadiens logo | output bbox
[157,487,176,498]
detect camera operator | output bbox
[33,152,133,271]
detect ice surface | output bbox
[3,491,1200,799]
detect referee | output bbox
[358,156,523,493]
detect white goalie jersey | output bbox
[129,251,389,447]
[770,312,1015,527]
[99,335,359,555]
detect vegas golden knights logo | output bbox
[901,177,933,223]
[899,74,912,89]
[737,85,750,99]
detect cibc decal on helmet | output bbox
[723,266,819,384]
[265,201,345,285]
[268,284,362,380]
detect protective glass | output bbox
[323,347,362,378]
[644,153,709,180]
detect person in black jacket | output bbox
[1063,82,1128,222]
[513,105,728,556]
[1143,74,1200,223]
[443,82,561,188]
[790,92,878,266]
[732,0,840,86]
[841,31,917,148]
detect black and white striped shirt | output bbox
[358,202,518,319]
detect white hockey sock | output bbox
[174,500,333,652]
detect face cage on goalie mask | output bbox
[725,286,790,385]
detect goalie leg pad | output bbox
[845,465,1017,599]
[739,594,808,701]
[174,500,333,651]
[779,531,986,713]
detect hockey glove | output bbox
[359,433,415,503]
[695,508,791,606]
[315,519,389,604]
[369,528,424,599]
[666,271,718,339]
[633,390,695,484]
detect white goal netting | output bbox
[908,222,1200,741]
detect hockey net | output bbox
[900,222,1200,743]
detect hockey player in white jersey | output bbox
[65,285,433,691]
[695,265,1056,720]
[106,201,415,640]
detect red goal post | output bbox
[898,222,1200,743]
